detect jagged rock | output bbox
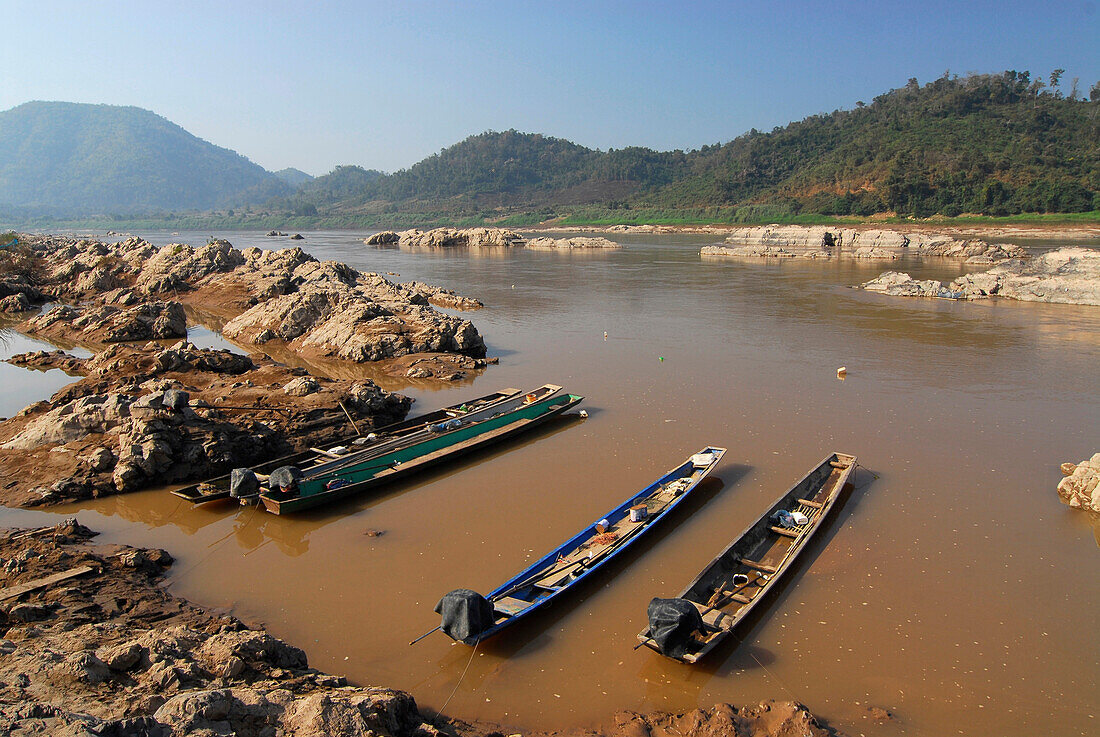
[0,292,35,312]
[392,227,526,248]
[283,376,320,397]
[526,236,622,250]
[861,247,1100,305]
[26,301,187,343]
[289,233,304,240]
[2,394,134,450]
[364,231,400,245]
[83,447,117,472]
[50,651,111,685]
[1057,452,1100,512]
[97,641,145,671]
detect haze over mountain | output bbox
[0,101,290,217]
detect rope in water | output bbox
[438,635,480,713]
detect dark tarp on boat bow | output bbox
[647,597,705,658]
[268,466,303,493]
[229,468,259,498]
[435,589,494,643]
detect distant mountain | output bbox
[0,101,290,216]
[273,167,314,188]
[290,71,1099,219]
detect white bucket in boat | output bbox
[691,452,716,467]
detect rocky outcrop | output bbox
[1057,453,1100,512]
[715,225,1026,262]
[26,301,187,344]
[18,235,487,366]
[0,342,410,505]
[723,226,840,250]
[859,272,965,299]
[860,247,1100,305]
[526,236,622,250]
[702,245,831,260]
[367,227,525,249]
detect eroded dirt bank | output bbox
[0,520,839,737]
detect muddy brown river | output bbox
[2,230,1097,736]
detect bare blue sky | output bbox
[5,1,1098,175]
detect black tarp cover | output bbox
[268,466,303,493]
[647,597,704,658]
[435,589,494,643]
[229,468,259,498]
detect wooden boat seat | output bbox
[493,596,532,616]
[797,498,823,509]
[770,525,799,538]
[691,601,731,632]
[739,558,777,574]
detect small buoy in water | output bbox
[604,331,608,340]
[658,356,665,362]
[511,284,515,289]
[579,410,589,418]
[837,366,847,378]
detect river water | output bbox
[1,230,1098,736]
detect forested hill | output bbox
[290,71,1099,219]
[0,102,290,216]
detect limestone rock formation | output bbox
[368,227,525,248]
[26,301,187,344]
[702,245,831,259]
[860,247,1100,305]
[526,236,622,250]
[18,234,487,364]
[717,225,1026,262]
[1057,453,1100,512]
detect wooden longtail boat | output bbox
[170,387,523,504]
[637,452,856,663]
[432,447,726,645]
[259,388,582,515]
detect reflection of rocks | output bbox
[1057,453,1100,512]
[711,225,1026,262]
[702,245,831,259]
[367,227,525,248]
[861,247,1100,305]
[0,342,410,506]
[26,301,187,344]
[526,236,622,250]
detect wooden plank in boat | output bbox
[770,525,799,538]
[739,558,777,574]
[797,498,823,509]
[493,596,531,615]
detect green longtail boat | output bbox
[259,388,584,515]
[170,386,524,505]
